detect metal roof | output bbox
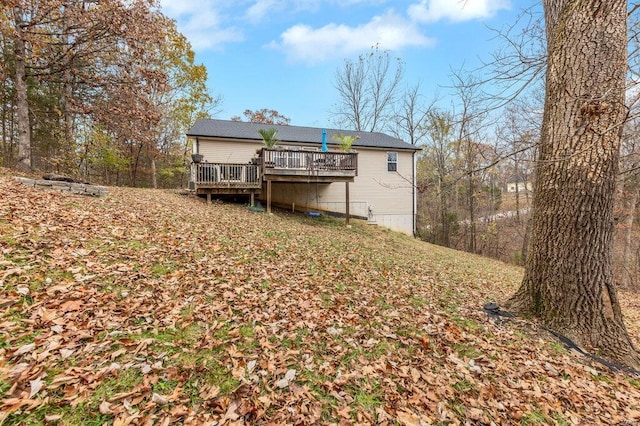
[187,118,421,151]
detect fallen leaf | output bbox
[223,400,240,421]
[6,362,30,379]
[276,369,296,388]
[151,393,168,405]
[59,348,74,359]
[99,400,113,415]
[29,377,44,398]
[396,409,421,426]
[2,268,23,279]
[110,348,127,360]
[59,299,82,312]
[14,343,36,357]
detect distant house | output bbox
[506,175,533,193]
[186,119,421,235]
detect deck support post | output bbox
[207,192,211,203]
[250,191,255,207]
[267,179,272,213]
[345,182,350,225]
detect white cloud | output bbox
[159,0,244,50]
[245,0,279,23]
[269,11,434,65]
[246,0,388,22]
[408,0,511,23]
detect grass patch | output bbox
[552,412,571,426]
[447,399,466,417]
[351,379,382,411]
[0,379,10,397]
[61,406,114,426]
[213,322,233,341]
[438,298,460,313]
[549,341,567,355]
[151,261,178,277]
[93,368,143,402]
[239,324,256,338]
[452,379,476,392]
[409,295,429,308]
[521,409,550,424]
[12,330,41,346]
[453,343,482,359]
[0,336,10,350]
[299,370,340,421]
[375,296,393,310]
[451,316,482,332]
[591,373,614,384]
[181,305,195,319]
[320,292,335,309]
[153,377,179,394]
[205,363,242,395]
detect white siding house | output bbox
[506,181,533,193]
[186,119,420,235]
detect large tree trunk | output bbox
[506,0,639,366]
[14,7,31,172]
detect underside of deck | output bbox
[195,186,262,195]
[263,171,354,183]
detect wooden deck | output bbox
[190,148,358,216]
[190,148,358,192]
[261,148,357,182]
[191,163,261,195]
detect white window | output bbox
[387,152,398,172]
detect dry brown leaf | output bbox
[29,377,44,398]
[99,400,113,415]
[396,409,421,426]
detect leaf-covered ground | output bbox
[1,169,639,425]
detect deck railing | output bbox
[192,163,261,188]
[261,149,357,174]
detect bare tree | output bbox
[331,45,403,132]
[421,110,456,246]
[391,82,436,146]
[449,71,490,253]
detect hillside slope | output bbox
[1,170,639,425]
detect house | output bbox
[506,175,533,193]
[186,118,421,235]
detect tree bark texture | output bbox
[14,7,31,172]
[507,0,638,365]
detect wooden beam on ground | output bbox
[14,176,108,197]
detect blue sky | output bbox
[159,0,539,128]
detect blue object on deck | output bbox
[321,129,328,152]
